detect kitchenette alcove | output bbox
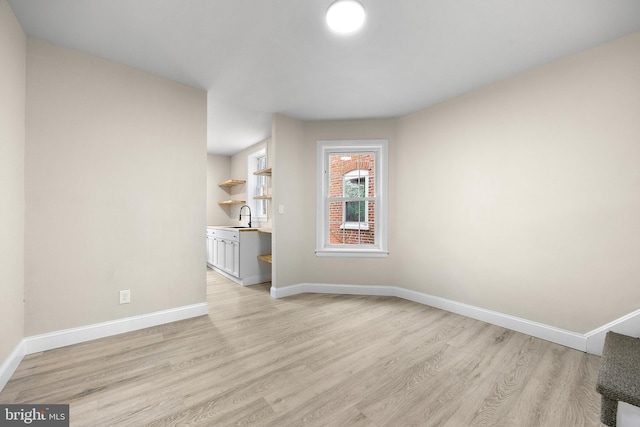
[206,137,273,285]
[206,226,271,286]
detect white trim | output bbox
[270,283,588,352]
[585,308,640,356]
[248,148,268,221]
[208,265,271,286]
[618,402,640,427]
[343,169,370,226]
[316,140,389,255]
[23,303,208,355]
[396,287,587,352]
[0,303,208,392]
[238,273,272,287]
[340,223,370,231]
[315,249,389,258]
[0,341,26,392]
[272,283,394,298]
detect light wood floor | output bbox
[1,269,604,426]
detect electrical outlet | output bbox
[119,289,131,304]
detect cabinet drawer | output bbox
[206,228,239,241]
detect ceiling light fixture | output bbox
[326,0,366,34]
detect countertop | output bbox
[207,226,272,233]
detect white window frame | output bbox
[316,139,389,258]
[341,170,370,230]
[247,149,268,222]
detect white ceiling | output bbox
[9,0,640,155]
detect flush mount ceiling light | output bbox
[326,0,366,34]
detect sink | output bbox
[208,225,256,230]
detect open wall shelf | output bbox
[218,200,246,205]
[219,179,246,188]
[257,254,272,263]
[253,168,272,176]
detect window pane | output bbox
[345,200,365,222]
[330,222,376,245]
[328,199,377,245]
[255,155,267,216]
[345,177,365,198]
[318,140,387,254]
[326,153,375,245]
[328,154,349,198]
[328,201,343,244]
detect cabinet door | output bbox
[206,236,214,265]
[214,238,225,270]
[224,240,239,276]
[231,241,240,276]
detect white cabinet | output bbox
[214,237,224,270]
[223,239,239,277]
[206,228,239,277]
[206,227,271,286]
[206,233,215,266]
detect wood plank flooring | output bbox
[0,269,604,426]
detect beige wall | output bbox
[207,154,231,226]
[225,138,271,228]
[24,39,207,335]
[273,116,397,288]
[271,114,305,286]
[0,0,26,362]
[396,32,640,333]
[273,32,640,334]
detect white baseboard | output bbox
[0,302,208,392]
[23,302,209,355]
[209,265,271,286]
[618,402,640,427]
[240,274,272,287]
[395,287,588,352]
[585,308,640,356]
[0,341,26,392]
[4,282,639,393]
[270,283,394,299]
[271,283,588,352]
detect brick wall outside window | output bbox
[328,153,376,245]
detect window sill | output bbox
[340,223,370,230]
[315,248,389,258]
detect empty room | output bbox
[1,1,640,426]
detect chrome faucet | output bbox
[239,205,252,228]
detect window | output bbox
[342,169,369,229]
[247,149,267,221]
[255,154,268,217]
[316,139,388,257]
